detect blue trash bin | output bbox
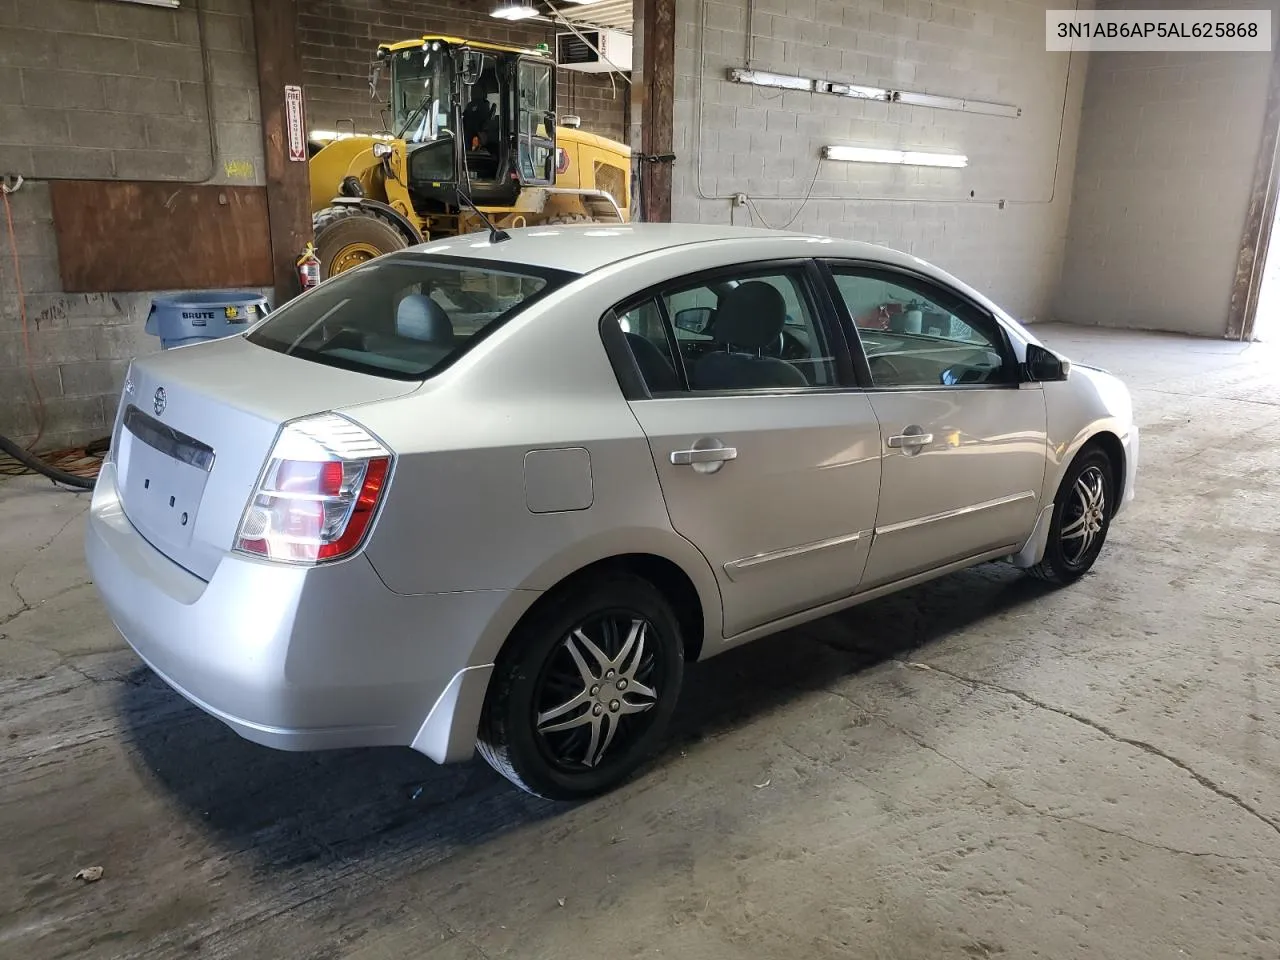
[146,290,271,350]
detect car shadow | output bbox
[117,562,1052,872]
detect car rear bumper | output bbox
[85,463,528,761]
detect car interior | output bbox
[618,268,1011,394]
[248,262,549,377]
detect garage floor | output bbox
[3,324,1278,960]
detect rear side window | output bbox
[246,256,571,380]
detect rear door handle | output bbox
[671,446,738,465]
[887,432,933,449]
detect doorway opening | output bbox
[1252,206,1280,341]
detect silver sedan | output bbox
[86,224,1138,799]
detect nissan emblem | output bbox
[153,387,167,417]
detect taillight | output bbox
[234,413,393,564]
[556,147,570,175]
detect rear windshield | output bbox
[246,255,573,380]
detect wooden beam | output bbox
[253,0,312,307]
[639,0,675,222]
[1228,45,1280,341]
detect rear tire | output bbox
[477,573,684,800]
[312,207,409,279]
[1029,444,1115,585]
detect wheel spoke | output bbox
[538,702,594,734]
[572,628,613,675]
[537,690,589,729]
[1061,513,1087,538]
[592,714,620,766]
[618,696,655,716]
[626,678,657,700]
[583,713,603,767]
[1074,476,1093,511]
[617,620,647,677]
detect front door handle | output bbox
[887,428,933,450]
[671,446,738,465]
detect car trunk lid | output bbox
[112,336,419,580]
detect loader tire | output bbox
[313,207,409,279]
[540,212,599,226]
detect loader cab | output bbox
[385,39,557,212]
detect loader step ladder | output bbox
[584,193,625,223]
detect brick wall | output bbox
[1056,5,1274,336]
[672,0,1089,322]
[299,0,630,143]
[0,0,263,451]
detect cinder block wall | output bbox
[673,0,1089,321]
[299,0,630,143]
[1056,45,1273,336]
[0,0,263,451]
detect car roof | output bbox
[407,223,926,276]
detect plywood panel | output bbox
[49,181,274,293]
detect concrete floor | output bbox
[3,324,1279,960]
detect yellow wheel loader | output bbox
[308,36,632,278]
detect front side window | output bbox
[830,268,1013,388]
[392,47,454,145]
[247,257,568,380]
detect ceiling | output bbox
[538,0,632,34]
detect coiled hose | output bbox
[0,432,97,490]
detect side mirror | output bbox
[1024,342,1070,382]
[459,51,482,87]
[673,307,713,335]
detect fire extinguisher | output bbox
[296,242,321,293]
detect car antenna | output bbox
[455,186,510,244]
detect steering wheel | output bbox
[940,365,987,386]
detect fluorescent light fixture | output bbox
[731,68,1018,118]
[823,145,968,168]
[824,81,891,101]
[491,2,539,19]
[113,0,179,6]
[894,90,1020,118]
[727,68,814,93]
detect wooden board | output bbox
[254,0,314,307]
[640,0,675,222]
[49,181,274,293]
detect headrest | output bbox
[711,282,788,350]
[396,293,453,344]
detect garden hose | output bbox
[0,432,97,490]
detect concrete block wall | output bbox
[1056,9,1275,336]
[299,0,630,143]
[673,0,1089,321]
[0,0,263,451]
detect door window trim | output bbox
[817,258,1021,392]
[599,258,860,400]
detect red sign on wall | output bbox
[285,85,306,162]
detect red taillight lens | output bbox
[320,456,388,560]
[234,414,393,565]
[556,147,569,175]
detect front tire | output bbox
[1029,444,1115,585]
[312,207,409,279]
[477,573,685,800]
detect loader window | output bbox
[245,256,574,381]
[518,60,555,185]
[392,48,453,146]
